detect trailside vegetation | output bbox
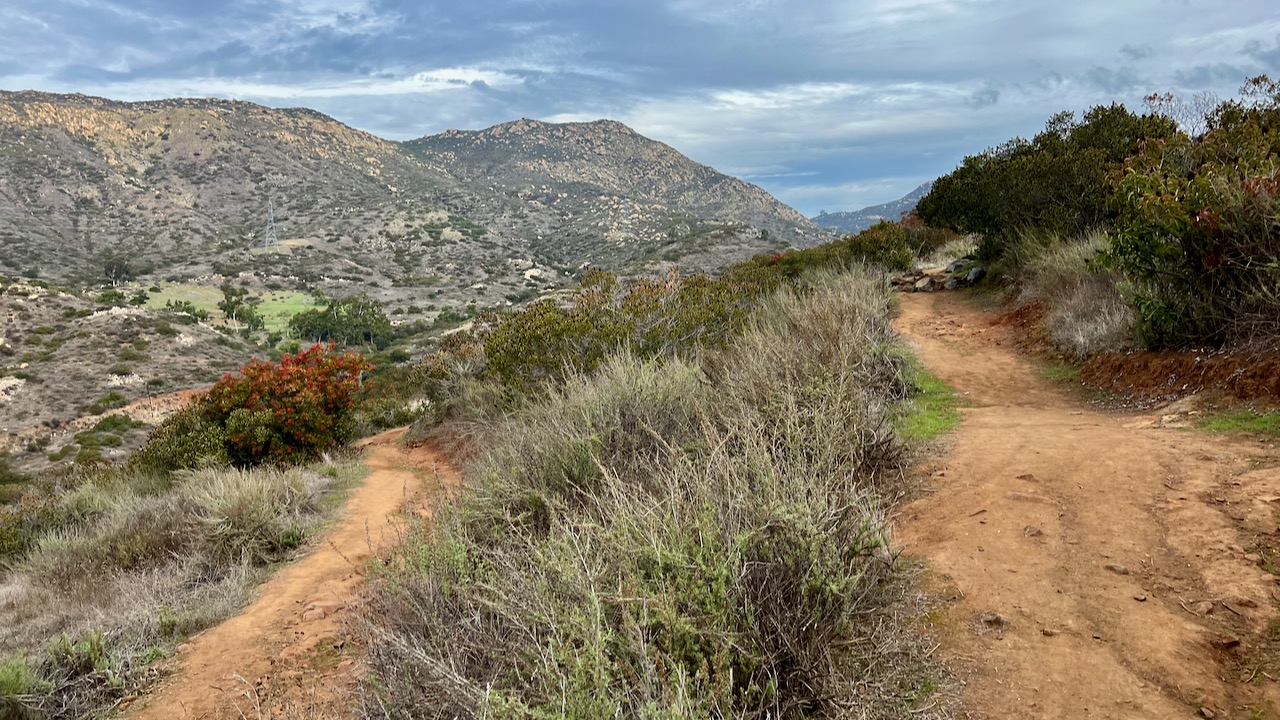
[2,198,948,719]
[132,343,372,471]
[362,267,946,719]
[918,75,1280,350]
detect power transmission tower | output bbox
[263,200,279,251]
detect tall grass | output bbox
[1012,231,1136,357]
[360,267,945,718]
[0,459,361,719]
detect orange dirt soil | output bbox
[896,290,1280,719]
[119,427,458,719]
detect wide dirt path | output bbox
[895,291,1280,720]
[122,428,457,719]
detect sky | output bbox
[2,1,1279,216]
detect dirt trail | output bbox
[895,291,1280,719]
[121,428,458,719]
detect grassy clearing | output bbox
[0,456,364,718]
[896,363,961,443]
[144,282,316,332]
[360,267,950,719]
[1198,408,1280,437]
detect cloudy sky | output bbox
[2,1,1278,216]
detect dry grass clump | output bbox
[0,458,360,719]
[360,266,945,718]
[1014,231,1136,357]
[916,236,978,270]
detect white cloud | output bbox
[5,67,525,103]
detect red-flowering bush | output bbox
[200,344,374,466]
[135,344,374,471]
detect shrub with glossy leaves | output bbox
[134,345,373,470]
[201,344,374,466]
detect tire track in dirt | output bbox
[895,291,1280,720]
[121,427,458,719]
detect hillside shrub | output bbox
[1102,79,1280,346]
[133,344,372,470]
[483,269,763,391]
[201,344,373,466]
[130,407,229,472]
[182,466,312,565]
[917,104,1177,260]
[846,220,913,271]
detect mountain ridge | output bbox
[811,181,933,235]
[0,90,819,313]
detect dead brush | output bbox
[1014,230,1137,357]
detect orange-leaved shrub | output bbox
[135,344,373,470]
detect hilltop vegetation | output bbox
[917,74,1280,352]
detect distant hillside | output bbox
[0,92,815,313]
[811,182,933,235]
[403,118,821,271]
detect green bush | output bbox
[1102,85,1280,346]
[847,220,913,271]
[917,104,1177,259]
[97,289,128,306]
[0,653,46,696]
[483,269,767,392]
[130,407,230,472]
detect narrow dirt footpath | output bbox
[895,291,1280,720]
[122,428,457,719]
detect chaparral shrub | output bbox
[200,344,373,466]
[134,344,373,470]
